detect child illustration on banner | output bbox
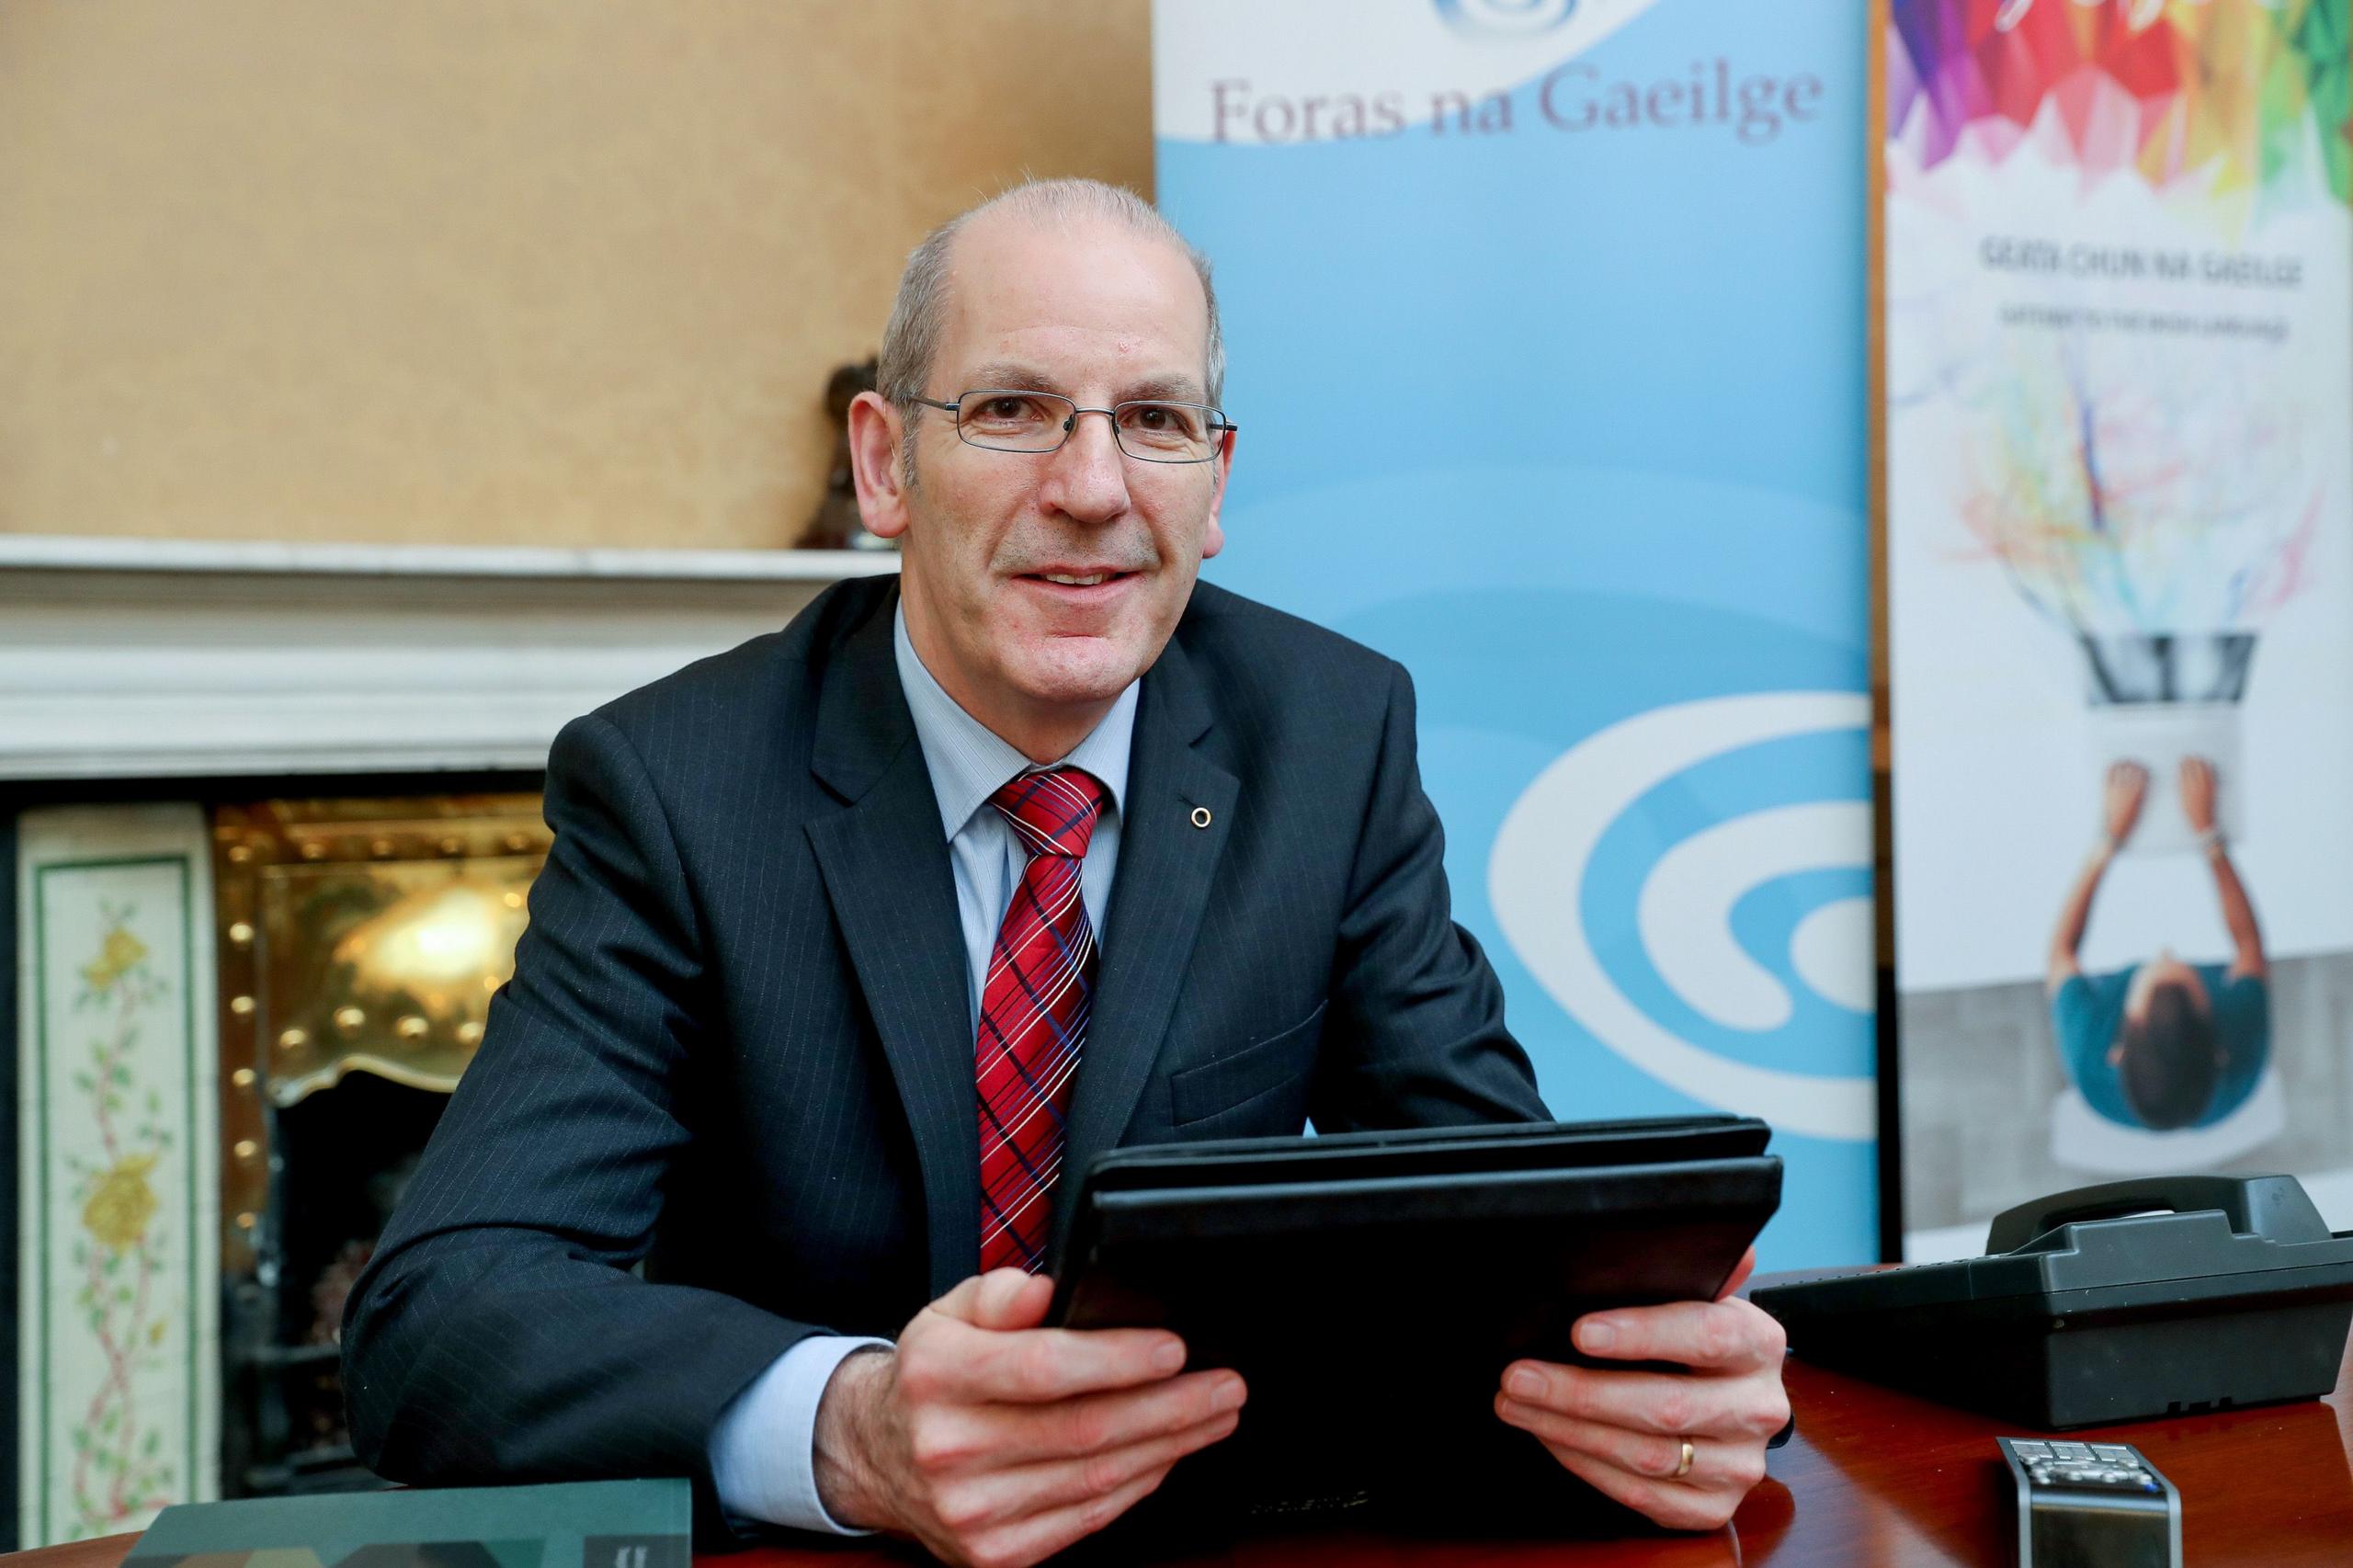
[2046,757,2271,1132]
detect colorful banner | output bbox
[1155,0,1876,1267]
[1886,1,2353,1257]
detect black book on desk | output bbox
[1046,1116,1783,1526]
[122,1479,688,1568]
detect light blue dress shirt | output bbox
[708,604,1138,1535]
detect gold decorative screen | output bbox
[210,796,548,1267]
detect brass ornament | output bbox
[214,795,546,1110]
[211,794,549,1270]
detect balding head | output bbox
[877,179,1225,416]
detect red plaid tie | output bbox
[976,767,1107,1274]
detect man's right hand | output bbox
[810,1269,1245,1568]
[2179,756,2219,835]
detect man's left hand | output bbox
[1494,1246,1789,1531]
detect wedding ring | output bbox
[1674,1438,1696,1480]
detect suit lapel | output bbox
[1062,634,1238,1210]
[803,594,981,1296]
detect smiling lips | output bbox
[1026,569,1136,589]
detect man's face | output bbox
[858,213,1231,740]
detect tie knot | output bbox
[990,767,1106,860]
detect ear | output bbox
[1199,426,1236,560]
[847,391,913,540]
[2106,1042,2125,1068]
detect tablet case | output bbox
[1048,1117,1782,1523]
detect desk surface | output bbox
[17,1330,2351,1567]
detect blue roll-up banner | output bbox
[1155,0,1875,1266]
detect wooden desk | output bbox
[17,1335,2350,1566]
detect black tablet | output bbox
[1045,1116,1781,1521]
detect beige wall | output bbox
[0,0,1152,550]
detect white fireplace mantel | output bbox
[0,534,900,781]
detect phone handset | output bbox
[1986,1174,2330,1255]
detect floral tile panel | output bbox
[17,805,221,1547]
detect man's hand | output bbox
[1494,1246,1789,1531]
[812,1269,1245,1568]
[2179,756,2218,835]
[2102,759,2149,846]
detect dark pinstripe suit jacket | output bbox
[341,574,1548,1538]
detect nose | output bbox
[1038,408,1131,525]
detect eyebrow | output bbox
[961,361,1209,405]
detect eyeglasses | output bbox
[910,389,1236,464]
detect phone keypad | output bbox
[2004,1438,2163,1494]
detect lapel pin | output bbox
[1189,806,1213,829]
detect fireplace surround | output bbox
[4,536,894,1548]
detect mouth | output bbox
[1017,569,1141,597]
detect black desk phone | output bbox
[1752,1174,2353,1427]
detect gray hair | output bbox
[876,179,1226,422]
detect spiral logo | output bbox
[1433,0,1579,39]
[1489,692,1877,1142]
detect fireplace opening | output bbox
[225,1073,447,1496]
[210,790,550,1502]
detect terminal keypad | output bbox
[2004,1438,2164,1494]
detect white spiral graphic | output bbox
[1490,692,1878,1142]
[1435,0,1580,37]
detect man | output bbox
[343,180,1790,1568]
[2047,756,2270,1130]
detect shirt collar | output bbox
[892,600,1137,842]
